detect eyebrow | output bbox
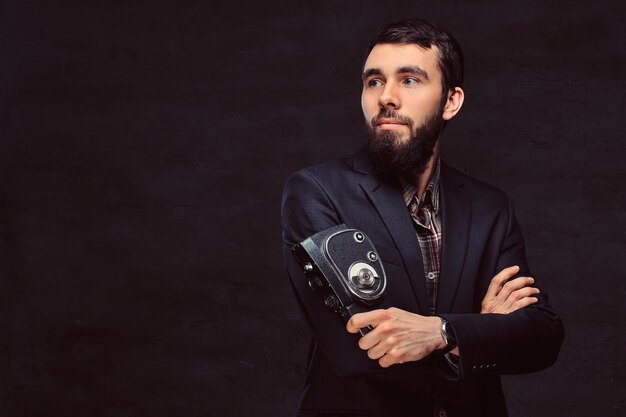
[397,65,429,80]
[362,65,430,81]
[362,68,382,81]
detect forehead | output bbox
[363,43,442,79]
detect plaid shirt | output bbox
[400,159,442,315]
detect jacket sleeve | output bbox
[281,169,446,385]
[439,197,565,380]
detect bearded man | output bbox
[281,19,563,417]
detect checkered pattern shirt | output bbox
[400,159,442,315]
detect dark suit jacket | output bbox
[281,149,564,417]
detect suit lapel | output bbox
[353,151,429,313]
[436,163,471,313]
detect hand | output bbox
[481,265,540,314]
[346,307,446,368]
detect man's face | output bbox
[361,43,446,174]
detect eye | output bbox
[367,78,383,88]
[403,77,420,86]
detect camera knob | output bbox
[323,294,339,311]
[303,262,313,273]
[353,232,365,243]
[357,268,375,286]
[307,276,323,291]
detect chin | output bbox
[373,127,410,145]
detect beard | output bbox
[366,106,444,175]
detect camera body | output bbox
[291,224,387,334]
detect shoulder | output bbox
[290,152,358,181]
[283,151,363,195]
[281,152,360,244]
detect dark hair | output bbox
[366,19,464,97]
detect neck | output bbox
[408,143,440,199]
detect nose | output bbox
[378,82,400,109]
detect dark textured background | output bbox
[1,1,624,416]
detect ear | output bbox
[442,87,464,121]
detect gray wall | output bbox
[0,0,624,416]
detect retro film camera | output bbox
[291,224,387,335]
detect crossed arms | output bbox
[346,265,541,368]
[282,168,564,381]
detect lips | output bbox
[374,119,408,131]
[375,118,406,126]
[371,111,412,129]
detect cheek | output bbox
[408,96,441,124]
[361,91,377,121]
[360,91,367,114]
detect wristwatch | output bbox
[440,318,458,354]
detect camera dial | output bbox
[348,262,380,294]
[357,268,375,286]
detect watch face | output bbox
[443,321,457,344]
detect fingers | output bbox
[496,276,535,303]
[348,308,411,366]
[482,272,540,314]
[358,323,385,350]
[348,313,395,361]
[376,344,407,368]
[510,286,540,300]
[495,287,541,314]
[365,335,390,360]
[504,286,540,307]
[484,265,519,299]
[511,296,539,311]
[378,343,420,368]
[346,309,391,334]
[378,349,400,368]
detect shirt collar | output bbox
[400,158,441,213]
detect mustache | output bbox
[371,109,414,127]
